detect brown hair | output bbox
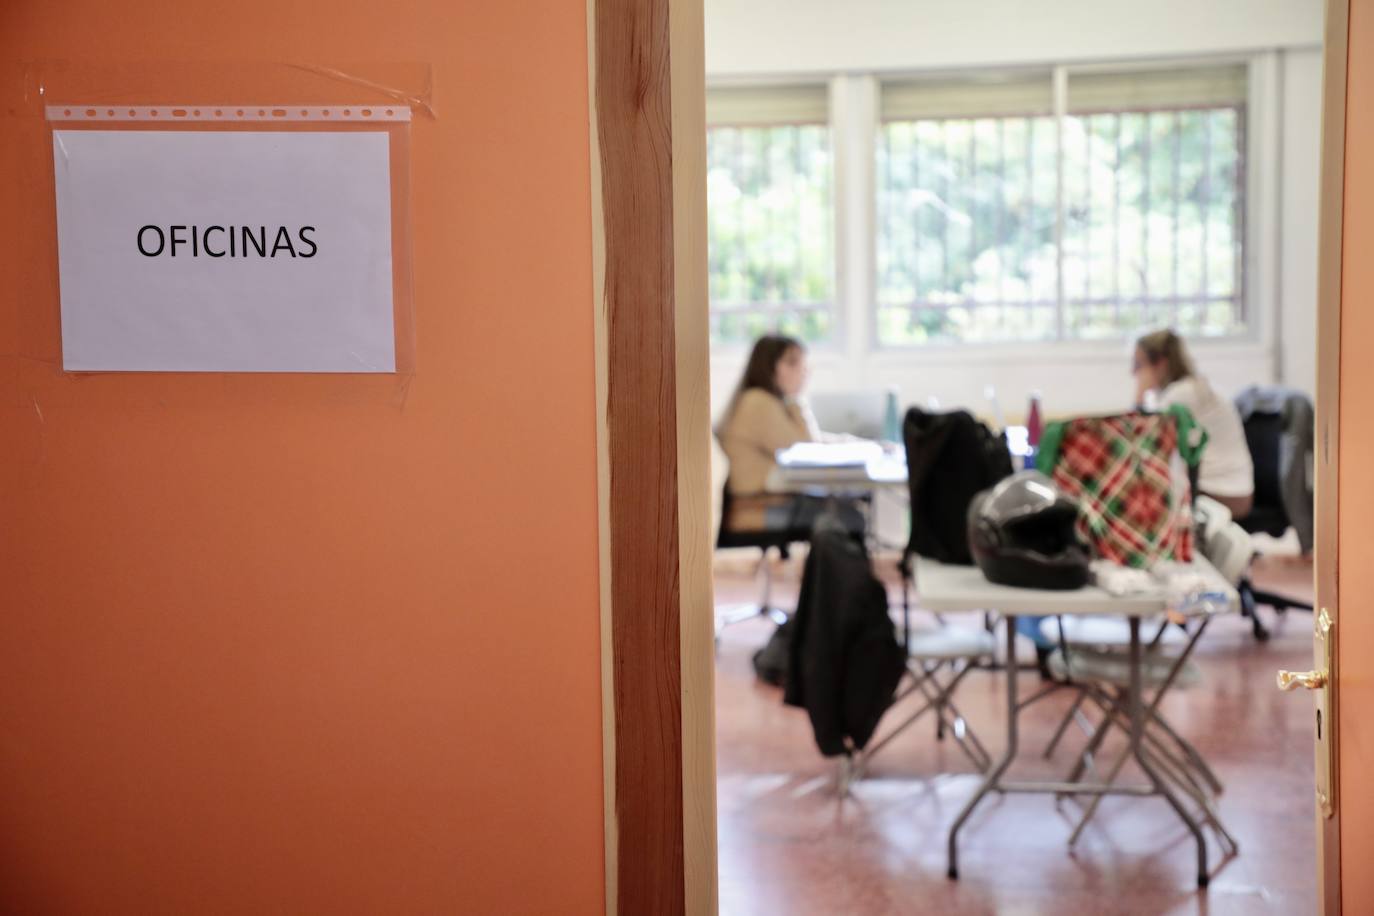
[717,334,804,431]
[1135,329,1196,388]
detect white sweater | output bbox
[1159,377,1255,499]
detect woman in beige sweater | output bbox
[715,335,831,531]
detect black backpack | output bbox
[904,408,1014,565]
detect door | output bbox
[1300,1,1374,912]
[1334,0,1374,909]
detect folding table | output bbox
[914,556,1238,888]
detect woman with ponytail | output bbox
[1133,329,1255,519]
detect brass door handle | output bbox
[1277,669,1328,691]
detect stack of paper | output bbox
[776,441,885,468]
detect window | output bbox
[876,65,1248,345]
[707,87,834,345]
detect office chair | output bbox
[1235,392,1315,641]
[713,485,807,637]
[714,482,874,639]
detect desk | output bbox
[914,556,1238,888]
[764,445,907,549]
[766,423,1033,495]
[767,443,908,494]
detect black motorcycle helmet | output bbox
[967,471,1091,590]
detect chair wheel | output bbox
[1252,618,1270,642]
[1198,872,1209,889]
[947,867,958,880]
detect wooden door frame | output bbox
[1316,0,1347,912]
[586,0,717,913]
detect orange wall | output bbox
[0,3,605,914]
[1343,0,1374,909]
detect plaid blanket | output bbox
[1036,409,1206,568]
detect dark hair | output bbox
[718,334,805,431]
[1135,328,1196,387]
[738,335,803,399]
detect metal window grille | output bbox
[876,104,1246,345]
[707,123,835,346]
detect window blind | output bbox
[880,63,1247,121]
[1067,64,1248,113]
[706,86,829,126]
[881,72,1053,121]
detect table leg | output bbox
[947,614,1019,880]
[1066,695,1117,784]
[1043,688,1087,759]
[1126,616,1210,888]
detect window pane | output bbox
[1067,105,1244,339]
[707,123,834,346]
[877,113,1058,343]
[878,71,1246,345]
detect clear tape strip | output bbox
[45,105,411,123]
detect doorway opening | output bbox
[702,8,1326,912]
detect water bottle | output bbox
[1025,391,1043,470]
[882,388,901,444]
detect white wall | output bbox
[706,0,1322,79]
[704,0,1325,423]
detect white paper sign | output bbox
[52,130,396,372]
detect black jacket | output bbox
[784,520,906,757]
[904,408,1014,564]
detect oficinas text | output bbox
[137,225,318,258]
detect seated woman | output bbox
[715,334,861,534]
[1133,329,1255,520]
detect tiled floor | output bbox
[714,553,1318,915]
